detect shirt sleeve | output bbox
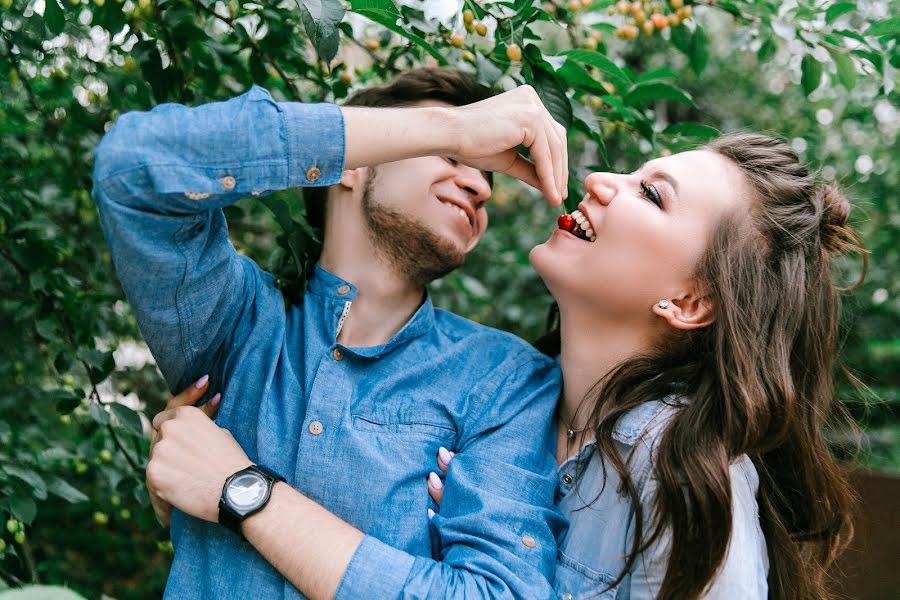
[626,456,769,599]
[334,352,567,599]
[90,85,344,392]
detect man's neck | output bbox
[319,240,425,348]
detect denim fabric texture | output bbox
[554,399,769,600]
[91,85,566,599]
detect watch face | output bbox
[225,472,267,510]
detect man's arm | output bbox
[148,353,566,599]
[91,85,345,392]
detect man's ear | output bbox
[652,289,716,330]
[339,167,367,190]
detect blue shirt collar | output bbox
[306,262,435,358]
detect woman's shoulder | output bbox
[611,395,682,451]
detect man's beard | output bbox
[361,169,466,288]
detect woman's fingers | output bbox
[166,374,211,409]
[199,393,222,419]
[427,471,444,507]
[436,446,454,476]
[428,447,455,510]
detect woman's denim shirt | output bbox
[554,399,769,600]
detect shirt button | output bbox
[305,166,321,182]
[337,285,351,296]
[562,473,573,485]
[521,535,537,548]
[332,347,344,361]
[220,175,236,190]
[560,594,573,600]
[308,421,323,436]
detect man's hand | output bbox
[147,380,245,525]
[341,84,569,206]
[446,85,569,206]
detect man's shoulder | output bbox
[432,307,556,370]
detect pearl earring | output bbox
[658,300,670,309]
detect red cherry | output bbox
[557,214,576,232]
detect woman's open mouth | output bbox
[557,209,596,242]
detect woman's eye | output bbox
[640,181,662,207]
[445,157,459,166]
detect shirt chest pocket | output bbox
[350,405,458,443]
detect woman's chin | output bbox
[529,242,571,300]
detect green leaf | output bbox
[89,402,110,425]
[865,17,900,37]
[670,24,692,55]
[556,61,607,94]
[35,317,59,341]
[297,0,346,65]
[636,68,679,83]
[801,54,823,96]
[663,122,720,139]
[8,493,37,525]
[110,403,144,435]
[531,68,573,129]
[53,351,72,374]
[624,82,695,106]
[43,0,65,36]
[825,2,856,24]
[248,49,268,85]
[3,466,47,500]
[560,50,631,92]
[77,348,116,384]
[350,0,447,64]
[757,37,777,62]
[829,49,857,89]
[690,28,709,76]
[45,388,82,414]
[45,475,89,504]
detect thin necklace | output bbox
[557,406,591,441]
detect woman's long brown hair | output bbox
[537,133,867,599]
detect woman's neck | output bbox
[557,307,654,433]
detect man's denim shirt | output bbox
[554,399,769,600]
[91,85,566,599]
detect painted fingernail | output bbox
[428,508,435,520]
[210,393,221,407]
[428,472,443,490]
[194,374,209,389]
[438,447,452,465]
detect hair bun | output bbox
[818,182,853,255]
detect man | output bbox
[92,68,569,599]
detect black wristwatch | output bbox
[218,464,285,538]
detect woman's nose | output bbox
[583,172,617,205]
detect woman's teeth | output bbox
[570,210,596,242]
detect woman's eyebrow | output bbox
[647,169,680,195]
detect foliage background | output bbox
[0,0,896,597]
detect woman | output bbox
[428,132,864,599]
[159,132,863,599]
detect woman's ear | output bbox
[652,291,716,330]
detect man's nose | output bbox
[583,172,618,206]
[455,166,492,208]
